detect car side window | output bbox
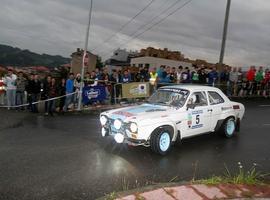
[208,91,225,105]
[188,92,208,107]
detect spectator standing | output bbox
[262,69,270,97]
[220,66,230,83]
[246,66,256,95]
[26,74,41,113]
[3,69,17,110]
[237,67,244,96]
[47,78,57,116]
[176,66,183,84]
[90,71,98,86]
[43,75,52,115]
[58,78,66,113]
[228,67,238,96]
[110,69,120,104]
[121,70,132,83]
[74,73,82,106]
[149,67,158,86]
[191,67,200,84]
[198,68,207,84]
[255,67,264,95]
[63,73,74,112]
[169,67,177,83]
[207,67,218,86]
[181,67,190,83]
[0,77,5,105]
[84,72,91,87]
[15,71,27,110]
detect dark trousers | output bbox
[28,94,38,113]
[48,99,55,114]
[59,96,66,112]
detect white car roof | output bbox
[160,84,220,92]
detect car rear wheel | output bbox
[221,117,236,138]
[150,127,172,155]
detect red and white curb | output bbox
[116,184,270,200]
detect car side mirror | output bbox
[187,104,196,110]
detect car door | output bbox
[182,91,212,137]
[207,91,225,131]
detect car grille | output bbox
[106,118,128,136]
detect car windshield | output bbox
[148,88,189,107]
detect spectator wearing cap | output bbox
[3,69,17,110]
[15,71,27,110]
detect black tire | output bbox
[220,117,236,138]
[150,127,172,155]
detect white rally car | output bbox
[99,85,245,155]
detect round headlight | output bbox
[114,119,122,130]
[130,123,138,133]
[114,133,124,143]
[100,115,107,126]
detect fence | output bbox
[1,80,270,110]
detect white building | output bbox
[130,56,192,69]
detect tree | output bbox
[96,56,103,69]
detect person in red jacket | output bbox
[246,66,256,95]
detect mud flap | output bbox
[235,118,240,132]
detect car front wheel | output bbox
[222,117,236,138]
[150,127,172,155]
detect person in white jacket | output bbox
[3,69,17,109]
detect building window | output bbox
[145,63,150,68]
[138,64,143,67]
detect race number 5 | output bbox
[196,115,200,124]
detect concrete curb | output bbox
[97,183,270,200]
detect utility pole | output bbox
[218,0,231,83]
[78,0,93,111]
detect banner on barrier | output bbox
[121,82,150,98]
[83,86,106,104]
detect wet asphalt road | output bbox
[0,99,270,200]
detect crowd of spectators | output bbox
[0,65,270,115]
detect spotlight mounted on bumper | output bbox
[114,133,124,143]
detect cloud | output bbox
[0,0,270,67]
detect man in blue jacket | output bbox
[208,67,219,86]
[63,73,74,112]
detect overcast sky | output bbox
[1,0,270,67]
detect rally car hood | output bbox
[103,103,170,122]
